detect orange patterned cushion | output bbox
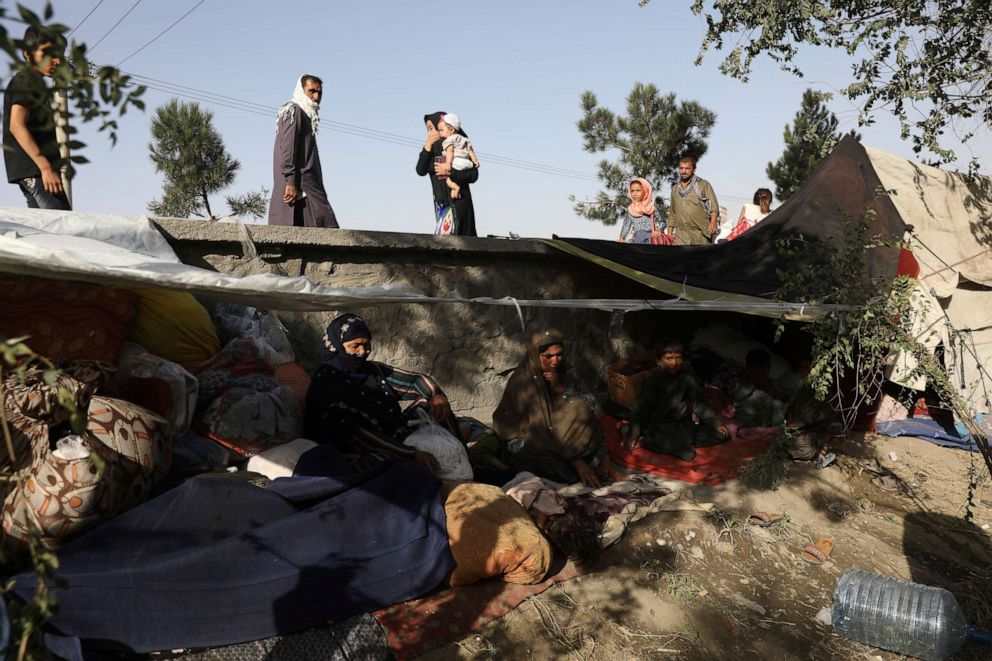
[0,276,139,363]
[2,396,170,551]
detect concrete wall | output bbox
[152,219,680,421]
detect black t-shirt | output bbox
[3,70,60,183]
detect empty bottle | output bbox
[832,568,992,660]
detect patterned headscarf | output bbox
[306,313,405,443]
[320,313,372,372]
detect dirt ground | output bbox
[420,434,992,660]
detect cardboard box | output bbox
[607,355,661,410]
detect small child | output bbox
[437,113,479,199]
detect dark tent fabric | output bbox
[11,453,453,655]
[550,137,907,310]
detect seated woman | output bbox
[493,328,620,487]
[304,313,456,472]
[625,340,729,462]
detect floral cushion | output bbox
[0,276,139,364]
[2,395,170,552]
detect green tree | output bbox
[666,0,992,169]
[766,89,860,201]
[147,100,265,220]
[225,188,269,220]
[572,83,716,225]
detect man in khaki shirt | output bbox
[669,155,719,245]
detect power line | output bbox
[116,0,209,66]
[87,0,143,54]
[106,67,763,193]
[116,68,604,182]
[67,0,105,38]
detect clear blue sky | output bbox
[2,0,989,240]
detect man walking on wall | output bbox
[3,26,70,210]
[669,155,718,245]
[268,74,338,228]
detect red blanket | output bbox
[603,414,776,485]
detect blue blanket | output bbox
[874,417,984,452]
[12,451,452,655]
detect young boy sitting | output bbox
[624,340,729,462]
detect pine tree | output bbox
[572,83,716,226]
[766,90,860,201]
[147,100,266,219]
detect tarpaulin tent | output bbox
[548,137,992,412]
[549,137,907,312]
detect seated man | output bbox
[493,328,621,488]
[625,340,729,462]
[733,348,788,428]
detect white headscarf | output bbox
[276,75,320,135]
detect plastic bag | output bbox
[52,435,90,461]
[403,410,473,481]
[211,303,295,365]
[117,341,199,435]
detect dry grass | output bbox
[522,590,587,655]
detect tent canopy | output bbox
[550,137,992,411]
[549,136,908,309]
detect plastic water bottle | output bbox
[832,568,992,660]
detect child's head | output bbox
[541,509,600,569]
[657,340,685,375]
[439,112,461,136]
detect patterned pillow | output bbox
[2,360,115,424]
[2,396,170,552]
[0,276,139,364]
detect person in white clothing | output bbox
[436,113,479,199]
[727,188,773,241]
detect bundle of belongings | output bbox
[0,277,175,554]
[0,274,313,557]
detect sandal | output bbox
[814,452,837,469]
[748,511,784,527]
[801,537,835,564]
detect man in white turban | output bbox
[267,74,338,227]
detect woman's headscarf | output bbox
[425,111,469,143]
[627,177,655,218]
[306,313,403,442]
[320,313,372,373]
[492,328,600,460]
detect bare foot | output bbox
[448,182,461,199]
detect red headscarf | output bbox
[626,177,655,218]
